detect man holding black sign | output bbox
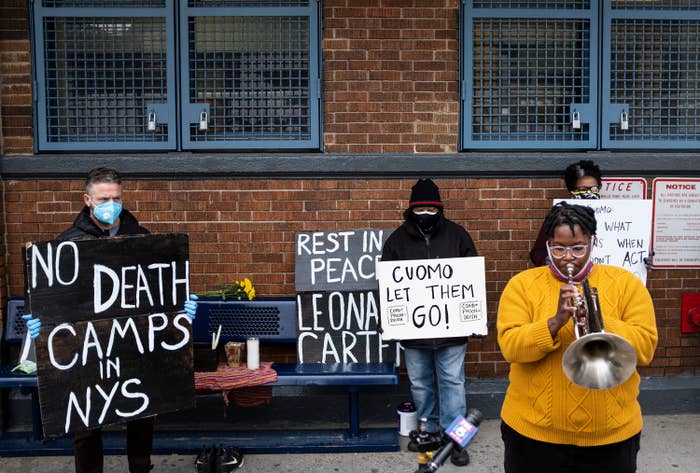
[23,167,198,473]
[381,178,478,467]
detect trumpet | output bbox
[561,263,637,390]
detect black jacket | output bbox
[381,213,478,349]
[58,206,149,241]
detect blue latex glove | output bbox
[22,314,42,339]
[183,294,198,321]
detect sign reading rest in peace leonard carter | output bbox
[294,229,402,364]
[377,256,488,341]
[24,233,194,438]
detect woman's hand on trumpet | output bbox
[548,283,581,338]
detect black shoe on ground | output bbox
[407,430,441,452]
[450,446,470,467]
[194,447,213,473]
[215,446,245,472]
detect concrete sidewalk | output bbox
[1,414,698,473]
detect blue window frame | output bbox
[461,0,700,150]
[31,0,321,152]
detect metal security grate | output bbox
[186,15,311,144]
[608,19,700,143]
[40,15,170,146]
[612,0,700,10]
[189,0,307,5]
[44,1,165,6]
[469,18,592,145]
[473,1,590,8]
[208,305,282,338]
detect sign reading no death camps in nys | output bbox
[651,178,700,268]
[295,229,402,364]
[559,199,652,285]
[377,257,488,341]
[24,233,194,438]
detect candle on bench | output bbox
[247,337,260,370]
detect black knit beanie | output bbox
[409,178,443,208]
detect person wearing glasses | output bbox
[529,160,602,266]
[497,202,657,473]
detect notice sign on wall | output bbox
[651,178,700,268]
[24,234,194,438]
[600,177,647,199]
[559,199,652,284]
[377,257,487,341]
[295,229,401,364]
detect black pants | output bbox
[501,421,640,473]
[74,417,154,473]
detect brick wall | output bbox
[0,1,698,376]
[4,178,699,376]
[323,0,460,152]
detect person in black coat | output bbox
[23,167,197,473]
[381,178,478,467]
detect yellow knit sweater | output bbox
[497,264,658,446]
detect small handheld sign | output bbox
[377,256,488,341]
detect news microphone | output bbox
[416,408,484,473]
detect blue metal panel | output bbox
[180,0,321,150]
[461,1,598,149]
[32,1,177,151]
[602,2,700,149]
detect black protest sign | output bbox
[295,229,389,292]
[296,290,401,365]
[35,312,194,437]
[24,234,190,324]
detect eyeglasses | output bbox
[572,185,599,193]
[547,244,588,259]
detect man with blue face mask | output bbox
[22,167,198,473]
[381,178,478,468]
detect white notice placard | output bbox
[377,256,487,341]
[559,199,652,284]
[600,177,647,199]
[651,178,700,269]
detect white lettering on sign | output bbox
[31,241,80,289]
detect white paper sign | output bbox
[559,199,652,284]
[377,256,487,341]
[651,178,700,269]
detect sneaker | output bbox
[407,430,442,452]
[194,447,213,473]
[214,446,244,472]
[450,446,470,467]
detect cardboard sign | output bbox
[651,178,700,268]
[295,229,389,292]
[296,290,400,365]
[24,233,190,324]
[295,228,401,364]
[36,312,194,437]
[23,234,193,438]
[559,199,652,284]
[377,257,488,341]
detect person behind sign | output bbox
[381,178,478,467]
[497,202,657,473]
[529,159,602,266]
[22,167,198,473]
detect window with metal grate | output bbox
[461,0,700,150]
[31,0,320,151]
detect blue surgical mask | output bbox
[93,201,122,225]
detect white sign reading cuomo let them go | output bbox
[377,256,487,341]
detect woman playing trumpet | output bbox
[497,202,658,473]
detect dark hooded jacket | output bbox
[381,212,478,350]
[58,206,149,241]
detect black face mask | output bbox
[413,212,440,231]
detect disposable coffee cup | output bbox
[397,401,417,436]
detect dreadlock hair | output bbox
[563,160,602,192]
[543,202,597,238]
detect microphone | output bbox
[414,408,484,473]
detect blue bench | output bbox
[0,298,400,455]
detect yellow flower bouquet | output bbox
[196,277,256,301]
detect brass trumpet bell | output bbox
[562,332,637,390]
